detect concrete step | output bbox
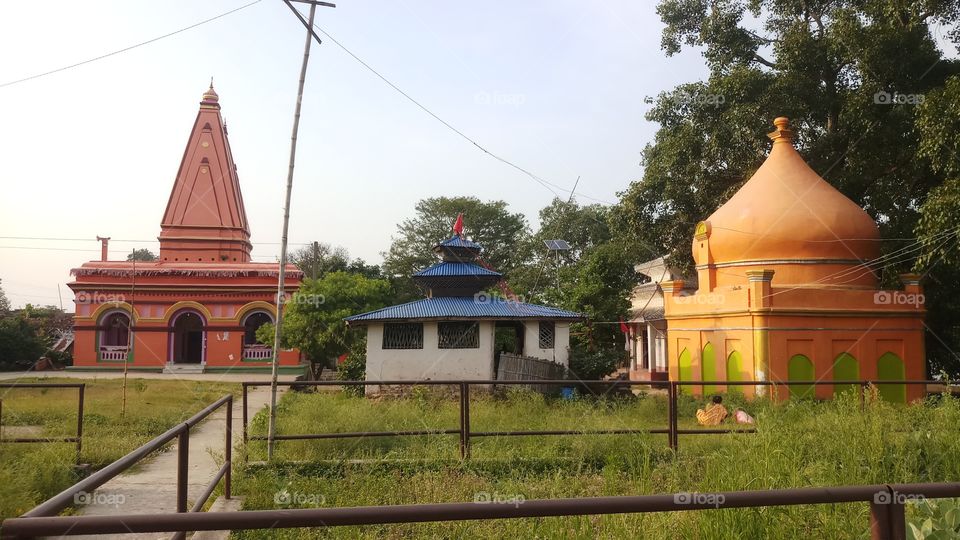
[162,364,205,374]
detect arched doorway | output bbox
[99,311,130,361]
[171,311,205,364]
[701,343,717,395]
[242,311,274,361]
[877,352,906,403]
[788,354,815,400]
[832,353,859,397]
[677,348,692,394]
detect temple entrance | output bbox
[493,321,525,376]
[171,311,205,364]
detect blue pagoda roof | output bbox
[413,261,501,278]
[345,296,583,323]
[437,236,482,250]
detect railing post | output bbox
[225,395,233,499]
[668,381,678,451]
[242,384,248,463]
[870,490,907,540]
[457,383,472,459]
[177,427,189,514]
[76,384,85,463]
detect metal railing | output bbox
[3,481,958,538]
[0,383,84,462]
[1,394,234,540]
[241,379,940,458]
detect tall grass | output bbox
[236,388,960,539]
[0,378,237,519]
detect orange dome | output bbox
[693,118,880,288]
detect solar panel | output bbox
[544,239,571,251]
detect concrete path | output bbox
[66,385,284,539]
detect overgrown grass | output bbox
[236,387,960,539]
[0,377,237,519]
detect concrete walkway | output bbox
[68,385,285,539]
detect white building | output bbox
[626,257,695,381]
[346,235,581,390]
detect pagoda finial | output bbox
[767,116,794,145]
[201,79,219,106]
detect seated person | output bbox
[733,408,755,425]
[696,395,728,426]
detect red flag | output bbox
[452,213,464,237]
[619,318,631,336]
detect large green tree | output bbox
[289,242,382,280]
[126,249,157,262]
[614,0,960,373]
[258,271,391,371]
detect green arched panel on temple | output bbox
[788,354,815,399]
[833,353,859,397]
[877,352,906,403]
[702,343,717,395]
[678,348,693,395]
[726,350,744,395]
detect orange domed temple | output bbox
[663,118,925,402]
[67,85,304,373]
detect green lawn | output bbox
[236,387,960,539]
[0,377,237,519]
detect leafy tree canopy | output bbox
[126,248,157,262]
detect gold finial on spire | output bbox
[201,78,219,105]
[767,116,794,145]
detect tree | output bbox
[0,279,10,314]
[257,271,391,371]
[613,0,960,373]
[127,248,157,262]
[914,76,960,375]
[289,242,383,281]
[616,0,960,275]
[382,197,531,283]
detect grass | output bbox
[235,387,960,539]
[0,377,237,519]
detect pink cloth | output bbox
[734,410,755,425]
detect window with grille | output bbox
[538,321,555,349]
[438,322,480,349]
[382,323,423,349]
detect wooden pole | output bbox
[268,0,330,461]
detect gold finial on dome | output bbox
[767,116,794,145]
[201,78,219,105]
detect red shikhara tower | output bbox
[68,85,304,373]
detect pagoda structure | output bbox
[68,85,304,373]
[346,222,582,387]
[663,118,926,401]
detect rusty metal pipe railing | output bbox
[3,482,957,538]
[0,383,85,462]
[243,379,943,458]
[21,394,233,519]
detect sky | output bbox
[0,0,711,309]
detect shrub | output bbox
[337,338,366,396]
[568,346,619,381]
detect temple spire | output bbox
[158,84,251,263]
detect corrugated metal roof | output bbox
[437,236,482,249]
[412,261,501,278]
[345,296,583,323]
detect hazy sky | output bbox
[0,0,710,308]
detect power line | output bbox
[310,22,617,205]
[0,0,263,89]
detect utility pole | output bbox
[268,0,335,461]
